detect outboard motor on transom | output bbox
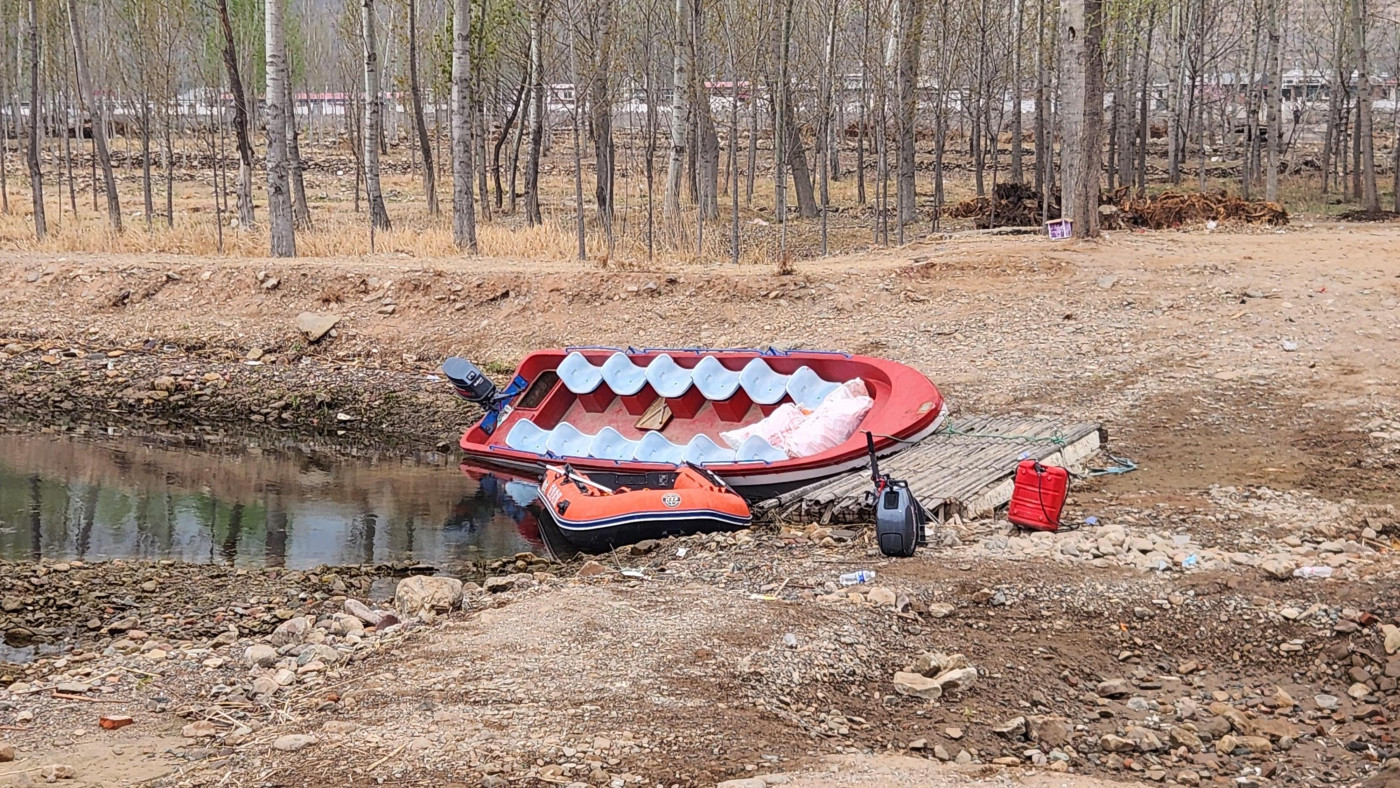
[443,358,498,406]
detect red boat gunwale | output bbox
[457,348,945,495]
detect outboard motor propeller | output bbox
[443,357,499,406]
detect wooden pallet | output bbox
[752,416,1103,524]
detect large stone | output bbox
[344,599,385,626]
[182,721,217,739]
[865,587,897,607]
[907,652,968,677]
[39,764,75,781]
[1126,726,1164,752]
[931,667,977,692]
[1097,678,1133,698]
[1029,716,1072,749]
[1384,624,1400,656]
[251,676,281,696]
[272,734,317,752]
[1168,726,1204,752]
[270,617,311,648]
[0,744,14,762]
[395,575,464,617]
[297,644,342,667]
[1259,555,1296,580]
[893,671,943,700]
[245,644,278,667]
[1099,734,1137,753]
[993,716,1027,739]
[716,780,767,788]
[295,312,341,343]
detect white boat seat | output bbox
[692,355,742,401]
[590,426,639,461]
[633,431,685,464]
[557,351,605,394]
[601,352,649,396]
[644,353,693,398]
[735,435,787,463]
[684,434,737,465]
[739,358,790,405]
[786,366,841,410]
[503,419,550,454]
[545,422,592,457]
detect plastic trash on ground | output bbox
[1293,566,1333,579]
[839,570,876,585]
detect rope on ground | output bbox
[1080,453,1139,477]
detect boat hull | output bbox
[456,348,945,498]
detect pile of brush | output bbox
[1104,188,1289,229]
[943,182,1059,228]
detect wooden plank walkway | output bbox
[752,416,1103,524]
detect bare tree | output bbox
[266,0,296,256]
[1059,0,1104,238]
[894,0,925,231]
[285,77,313,228]
[409,0,438,214]
[1350,0,1377,212]
[216,0,256,228]
[523,0,547,226]
[25,0,45,239]
[663,0,691,235]
[362,0,391,230]
[452,0,479,250]
[66,0,122,231]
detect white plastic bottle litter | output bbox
[839,570,876,585]
[1292,566,1334,579]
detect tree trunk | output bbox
[1351,0,1377,212]
[25,0,45,239]
[568,25,586,260]
[217,0,255,228]
[409,0,438,214]
[663,0,691,234]
[1264,0,1282,202]
[142,91,153,228]
[452,0,479,249]
[895,0,925,229]
[1010,0,1024,184]
[265,0,296,257]
[285,77,312,228]
[1165,0,1183,185]
[494,77,526,210]
[66,0,121,232]
[1034,0,1047,194]
[1059,0,1104,238]
[523,0,546,226]
[362,0,391,230]
[591,0,616,224]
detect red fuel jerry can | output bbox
[1007,460,1070,532]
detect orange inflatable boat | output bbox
[539,463,751,551]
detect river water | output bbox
[0,434,563,568]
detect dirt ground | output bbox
[1,223,1399,787]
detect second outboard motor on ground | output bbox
[867,432,929,557]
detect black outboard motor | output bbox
[868,432,928,557]
[443,357,498,406]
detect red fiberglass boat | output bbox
[445,347,945,498]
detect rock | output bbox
[272,734,317,752]
[716,780,766,788]
[182,721,217,739]
[1126,726,1164,752]
[270,617,311,647]
[251,676,280,696]
[261,277,280,291]
[1097,678,1132,698]
[1028,716,1071,749]
[1384,624,1400,656]
[865,587,897,607]
[944,727,963,740]
[1100,734,1137,753]
[1253,718,1297,743]
[1168,726,1204,752]
[295,312,341,343]
[907,652,967,677]
[54,682,91,695]
[39,764,75,781]
[395,575,464,617]
[481,777,510,788]
[1176,770,1201,787]
[483,574,535,593]
[993,716,1027,739]
[1238,736,1273,754]
[244,644,278,667]
[1259,555,1296,580]
[892,671,943,700]
[577,560,610,578]
[1270,687,1295,710]
[344,599,385,626]
[932,667,977,692]
[298,644,342,667]
[630,540,659,555]
[933,745,951,761]
[0,744,14,762]
[273,669,297,686]
[322,721,359,734]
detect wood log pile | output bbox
[943,185,1289,230]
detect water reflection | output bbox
[0,434,549,568]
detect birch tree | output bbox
[663,0,690,236]
[362,0,391,229]
[266,0,296,256]
[452,0,479,250]
[216,0,257,228]
[26,0,45,239]
[66,0,122,231]
[409,0,437,214]
[1059,0,1104,238]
